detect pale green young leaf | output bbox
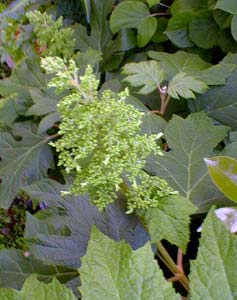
[0,123,54,208]
[148,50,210,80]
[0,249,78,290]
[205,156,237,203]
[146,112,230,212]
[123,61,165,94]
[110,1,149,33]
[139,195,196,253]
[168,72,208,99]
[190,207,237,299]
[79,227,179,300]
[215,0,237,14]
[0,275,77,300]
[137,17,157,47]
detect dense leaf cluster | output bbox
[0,0,237,299]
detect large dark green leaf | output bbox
[195,63,236,85]
[145,0,161,7]
[165,12,194,48]
[110,1,157,47]
[213,9,232,29]
[139,195,196,253]
[79,227,179,300]
[151,17,168,43]
[145,112,230,212]
[23,178,149,268]
[110,1,148,32]
[0,59,46,123]
[74,0,113,52]
[74,0,135,70]
[125,95,167,135]
[171,0,203,14]
[0,249,78,290]
[190,207,237,299]
[137,16,157,47]
[189,68,237,128]
[189,13,220,49]
[0,123,54,208]
[26,89,60,116]
[37,112,60,135]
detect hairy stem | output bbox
[149,12,170,17]
[159,91,171,115]
[46,133,60,141]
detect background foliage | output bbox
[0,0,237,299]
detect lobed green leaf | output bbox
[0,123,54,208]
[139,195,196,253]
[0,275,77,300]
[190,207,237,299]
[145,112,230,212]
[167,72,208,99]
[79,227,179,300]
[123,61,165,94]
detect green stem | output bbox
[157,241,190,291]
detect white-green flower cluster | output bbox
[126,173,178,213]
[42,57,177,211]
[27,11,75,58]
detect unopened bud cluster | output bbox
[27,11,75,58]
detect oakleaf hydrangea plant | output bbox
[41,57,177,211]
